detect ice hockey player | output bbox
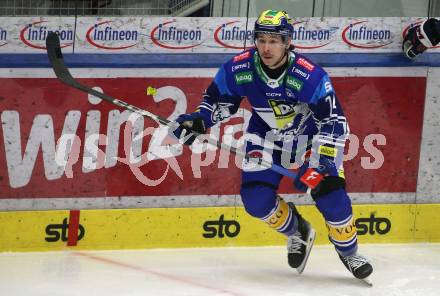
[171,9,373,282]
[403,18,440,59]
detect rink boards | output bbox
[2,56,440,251]
[1,204,439,252]
[0,68,435,205]
[2,67,440,251]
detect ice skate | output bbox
[339,253,373,286]
[287,203,316,274]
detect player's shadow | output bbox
[240,268,369,289]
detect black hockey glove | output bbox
[403,18,440,59]
[172,113,207,145]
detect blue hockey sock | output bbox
[314,189,358,256]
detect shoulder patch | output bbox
[296,57,315,72]
[231,62,250,72]
[291,66,310,80]
[233,51,251,63]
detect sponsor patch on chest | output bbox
[286,76,304,92]
[234,71,253,84]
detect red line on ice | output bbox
[73,252,244,296]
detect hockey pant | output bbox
[240,142,358,257]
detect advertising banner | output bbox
[0,17,438,54]
[0,17,75,53]
[0,72,425,199]
[1,204,438,252]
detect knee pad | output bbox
[314,188,352,221]
[240,181,278,218]
[240,182,295,235]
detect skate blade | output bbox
[360,276,373,287]
[296,228,316,274]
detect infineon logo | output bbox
[342,21,392,49]
[150,20,202,50]
[291,21,332,49]
[0,27,7,47]
[86,21,138,50]
[20,21,73,50]
[214,21,253,49]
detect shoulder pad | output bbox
[295,56,317,73]
[227,50,254,85]
[285,54,330,103]
[292,53,327,79]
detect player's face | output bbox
[255,34,289,68]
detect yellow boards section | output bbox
[0,210,70,251]
[353,204,415,244]
[0,204,439,252]
[414,204,440,242]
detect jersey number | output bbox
[325,95,337,115]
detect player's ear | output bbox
[285,37,292,49]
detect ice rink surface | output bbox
[0,243,439,296]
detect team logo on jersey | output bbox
[268,99,296,129]
[234,71,253,85]
[286,76,303,92]
[211,102,234,124]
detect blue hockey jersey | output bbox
[197,48,349,157]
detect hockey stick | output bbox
[45,32,300,180]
